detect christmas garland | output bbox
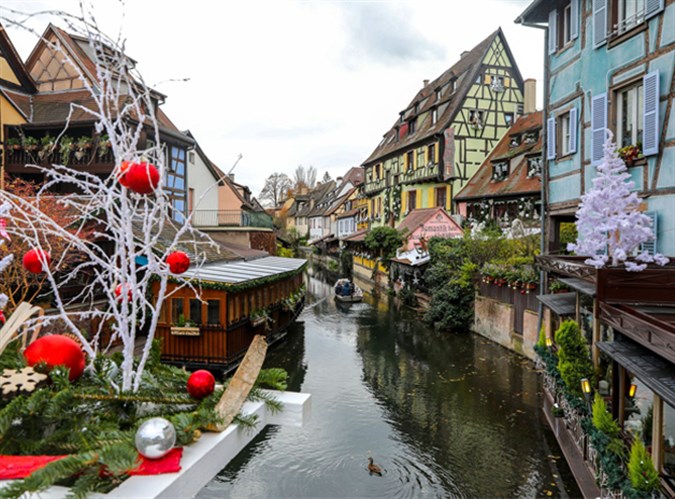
[0,339,287,498]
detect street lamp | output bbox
[581,377,592,412]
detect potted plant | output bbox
[38,135,55,160]
[250,308,272,329]
[97,133,111,158]
[549,280,569,294]
[59,136,74,165]
[22,136,39,151]
[617,143,642,166]
[170,314,200,336]
[75,135,92,160]
[4,137,21,150]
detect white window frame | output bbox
[616,81,644,148]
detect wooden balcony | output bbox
[400,163,440,184]
[3,144,116,175]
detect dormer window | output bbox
[452,79,457,92]
[408,118,416,134]
[431,107,438,125]
[435,88,441,101]
[509,135,520,148]
[527,156,542,177]
[492,161,509,181]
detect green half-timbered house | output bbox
[361,28,525,227]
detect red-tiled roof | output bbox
[455,112,542,201]
[396,207,459,235]
[1,89,31,118]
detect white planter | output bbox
[0,390,311,498]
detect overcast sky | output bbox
[3,0,544,198]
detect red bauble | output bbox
[0,311,5,325]
[22,249,51,274]
[118,160,132,188]
[166,251,190,274]
[115,284,133,302]
[123,162,160,195]
[187,370,215,399]
[24,335,85,381]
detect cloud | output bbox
[339,3,445,68]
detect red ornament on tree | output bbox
[0,311,5,325]
[24,335,86,381]
[166,251,190,274]
[123,162,160,195]
[115,284,133,302]
[118,160,133,188]
[22,249,51,274]
[187,370,215,399]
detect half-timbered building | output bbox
[361,28,525,229]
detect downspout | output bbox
[519,19,549,340]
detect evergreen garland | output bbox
[0,339,288,497]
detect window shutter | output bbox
[643,70,660,156]
[645,0,664,20]
[548,9,558,54]
[641,212,658,253]
[569,107,578,154]
[593,0,607,48]
[571,0,580,40]
[591,93,607,165]
[547,117,556,160]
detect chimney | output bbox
[423,79,430,87]
[228,173,235,182]
[523,79,536,114]
[460,50,470,58]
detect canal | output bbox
[199,269,580,498]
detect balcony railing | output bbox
[191,210,273,229]
[3,145,115,173]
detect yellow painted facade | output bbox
[0,57,20,86]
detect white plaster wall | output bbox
[188,151,219,213]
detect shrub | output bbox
[554,320,594,396]
[628,438,659,492]
[592,394,620,438]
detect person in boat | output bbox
[342,280,352,297]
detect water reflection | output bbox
[199,270,579,498]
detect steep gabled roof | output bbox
[455,112,542,201]
[396,207,461,235]
[0,24,37,93]
[363,28,522,166]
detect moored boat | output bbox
[334,278,363,303]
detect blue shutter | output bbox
[547,117,556,160]
[569,107,578,154]
[593,0,607,48]
[571,0,580,41]
[548,9,558,55]
[645,0,664,20]
[641,212,658,253]
[643,70,660,156]
[591,93,607,166]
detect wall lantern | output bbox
[581,378,592,394]
[545,337,553,348]
[628,383,638,399]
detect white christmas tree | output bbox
[0,8,217,392]
[567,133,668,271]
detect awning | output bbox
[182,256,306,284]
[559,277,596,296]
[537,292,576,316]
[597,340,675,407]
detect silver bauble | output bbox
[135,417,176,459]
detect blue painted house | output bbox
[518,1,675,497]
[517,0,674,255]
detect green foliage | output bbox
[554,320,594,396]
[628,438,659,492]
[339,251,353,280]
[0,337,289,497]
[364,226,404,265]
[326,259,339,273]
[398,284,417,308]
[536,326,547,349]
[276,244,294,258]
[559,222,578,253]
[592,394,621,438]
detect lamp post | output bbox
[581,377,592,413]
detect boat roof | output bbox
[183,256,306,284]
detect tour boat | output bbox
[334,278,363,303]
